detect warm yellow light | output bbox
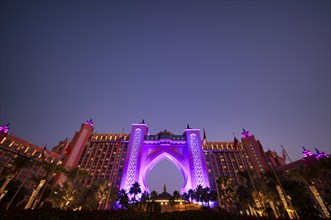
[0,137,6,144]
[24,147,30,153]
[309,185,330,218]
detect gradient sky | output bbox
[1,0,330,194]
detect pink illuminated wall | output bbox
[120,123,210,195]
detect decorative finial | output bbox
[187,124,190,129]
[242,129,250,138]
[142,119,145,124]
[315,148,330,160]
[0,123,10,133]
[302,147,313,158]
[85,119,94,126]
[163,184,166,192]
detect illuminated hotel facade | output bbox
[0,120,331,218]
[0,121,286,192]
[1,120,330,218]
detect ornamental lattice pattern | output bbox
[190,133,204,186]
[125,128,142,190]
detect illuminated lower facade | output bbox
[1,121,330,218]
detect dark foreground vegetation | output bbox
[0,209,293,220]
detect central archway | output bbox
[120,123,210,195]
[143,151,187,193]
[146,159,184,193]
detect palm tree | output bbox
[216,176,237,213]
[0,156,31,195]
[96,180,110,210]
[251,180,273,217]
[139,190,150,211]
[52,167,88,208]
[141,190,150,202]
[150,190,158,202]
[194,185,204,205]
[188,189,194,203]
[48,181,77,209]
[209,190,218,207]
[5,157,38,210]
[173,190,181,209]
[105,186,119,210]
[0,179,28,209]
[118,189,129,209]
[33,160,64,208]
[129,182,141,205]
[181,192,189,202]
[287,165,327,218]
[282,179,317,219]
[237,185,253,214]
[201,187,211,207]
[61,182,78,209]
[173,190,181,201]
[147,190,159,213]
[70,184,98,210]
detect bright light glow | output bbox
[315,148,330,160]
[309,185,330,218]
[302,147,313,158]
[276,185,296,219]
[242,129,250,138]
[0,124,9,133]
[85,119,94,126]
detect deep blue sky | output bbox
[1,1,330,194]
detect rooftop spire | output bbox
[203,128,207,145]
[85,119,94,126]
[0,123,10,133]
[242,128,250,138]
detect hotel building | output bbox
[0,121,286,193]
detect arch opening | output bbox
[145,159,184,194]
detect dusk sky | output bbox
[1,1,330,194]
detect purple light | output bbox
[315,148,330,160]
[302,147,313,158]
[242,129,250,138]
[0,124,9,133]
[85,119,94,126]
[120,124,210,195]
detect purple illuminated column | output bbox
[185,129,210,189]
[120,123,148,193]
